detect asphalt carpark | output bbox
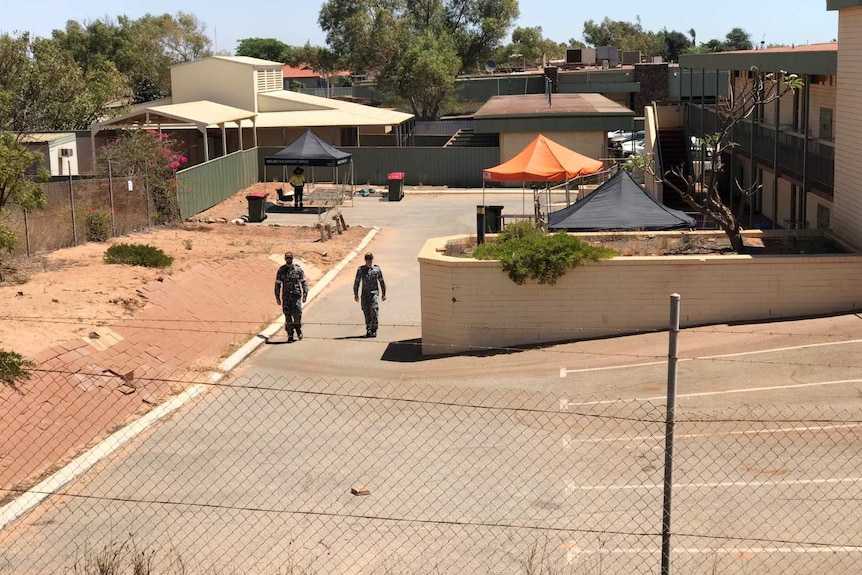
[1,191,861,574]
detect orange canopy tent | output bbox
[482,134,603,182]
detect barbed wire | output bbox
[1,487,859,551]
[4,314,862,370]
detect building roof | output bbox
[92,100,257,131]
[18,132,76,144]
[282,65,321,79]
[254,90,412,126]
[92,90,412,132]
[282,64,352,79]
[211,55,283,68]
[475,93,633,119]
[681,43,837,75]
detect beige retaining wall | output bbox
[419,233,862,355]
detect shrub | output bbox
[85,209,112,242]
[473,221,616,285]
[104,243,173,268]
[0,349,35,390]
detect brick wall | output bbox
[633,64,670,114]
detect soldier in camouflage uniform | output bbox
[274,252,308,343]
[353,252,387,338]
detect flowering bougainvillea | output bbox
[95,130,188,224]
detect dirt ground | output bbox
[0,186,367,360]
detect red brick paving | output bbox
[0,254,282,495]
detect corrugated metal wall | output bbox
[176,149,259,219]
[257,146,499,188]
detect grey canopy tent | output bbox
[548,170,695,231]
[264,129,354,200]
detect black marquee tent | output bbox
[548,170,695,231]
[265,129,352,167]
[264,129,354,199]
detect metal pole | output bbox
[69,162,78,246]
[23,209,31,257]
[661,293,681,575]
[476,205,486,245]
[108,159,116,237]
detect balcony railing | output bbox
[685,103,834,194]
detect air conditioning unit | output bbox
[59,148,74,158]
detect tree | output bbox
[377,31,461,119]
[319,0,519,75]
[95,130,188,224]
[628,69,803,252]
[688,28,696,46]
[499,26,566,67]
[444,0,520,73]
[724,27,753,51]
[236,37,292,61]
[581,16,664,59]
[0,32,127,131]
[662,29,692,62]
[0,132,48,253]
[286,43,345,96]
[51,12,212,104]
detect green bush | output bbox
[0,349,34,389]
[85,209,112,242]
[473,221,616,285]
[104,243,173,268]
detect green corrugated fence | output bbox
[176,149,259,220]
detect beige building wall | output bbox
[500,131,605,164]
[809,82,837,140]
[420,234,862,355]
[171,59,259,112]
[832,6,862,250]
[760,171,795,226]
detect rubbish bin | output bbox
[245,191,268,223]
[387,172,405,201]
[484,205,504,233]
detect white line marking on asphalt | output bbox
[564,476,862,495]
[562,378,862,406]
[567,547,862,558]
[0,228,382,532]
[561,423,862,445]
[560,338,862,377]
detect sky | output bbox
[0,0,839,53]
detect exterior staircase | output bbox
[657,129,690,211]
[444,128,499,147]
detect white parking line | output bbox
[561,423,862,445]
[564,476,862,495]
[561,378,862,406]
[560,338,862,376]
[567,546,862,558]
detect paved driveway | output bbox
[2,191,861,575]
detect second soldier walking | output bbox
[353,252,387,337]
[275,252,308,342]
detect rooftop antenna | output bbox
[760,34,765,50]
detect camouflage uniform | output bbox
[275,261,308,341]
[353,262,386,337]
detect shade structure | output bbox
[264,129,352,166]
[482,134,603,183]
[548,170,695,231]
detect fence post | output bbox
[108,159,116,237]
[69,169,78,246]
[23,209,31,257]
[661,293,681,575]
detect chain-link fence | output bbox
[6,176,149,258]
[1,366,860,574]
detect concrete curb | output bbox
[0,226,382,531]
